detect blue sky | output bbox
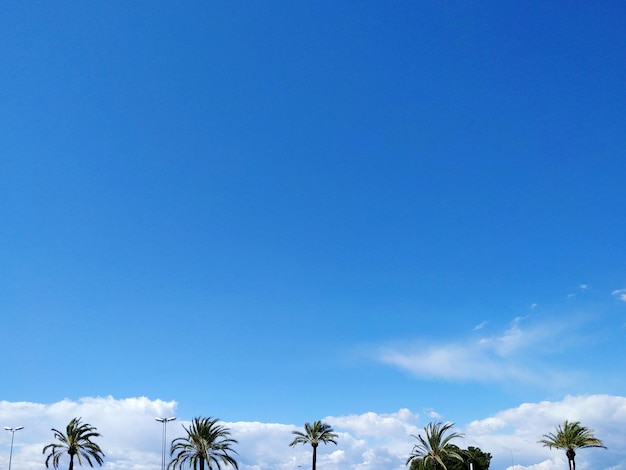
[1,2,626,470]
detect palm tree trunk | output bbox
[200,456,205,470]
[69,454,74,470]
[567,449,576,470]
[312,445,317,470]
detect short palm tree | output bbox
[42,417,105,470]
[406,422,465,470]
[289,421,338,470]
[539,420,606,470]
[169,417,238,470]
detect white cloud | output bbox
[1,395,624,470]
[474,321,488,331]
[611,289,626,302]
[426,409,443,420]
[376,316,566,384]
[328,408,419,440]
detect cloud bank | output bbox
[0,395,624,470]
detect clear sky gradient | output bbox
[1,2,625,469]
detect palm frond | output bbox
[406,422,464,470]
[42,418,105,469]
[169,417,239,470]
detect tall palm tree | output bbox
[406,422,465,470]
[289,421,338,470]
[539,420,606,470]
[169,417,239,470]
[42,417,105,470]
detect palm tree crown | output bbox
[289,421,338,470]
[42,417,105,470]
[169,417,239,470]
[406,422,465,470]
[538,420,606,470]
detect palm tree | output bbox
[539,420,606,470]
[289,421,338,470]
[169,417,238,470]
[406,422,465,470]
[42,417,105,470]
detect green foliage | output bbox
[290,421,338,470]
[538,421,606,470]
[406,422,465,470]
[42,417,105,470]
[464,446,492,470]
[289,421,338,449]
[409,446,491,470]
[169,417,238,470]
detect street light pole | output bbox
[155,417,176,470]
[4,426,24,470]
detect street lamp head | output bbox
[5,425,23,470]
[155,417,176,423]
[156,417,176,470]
